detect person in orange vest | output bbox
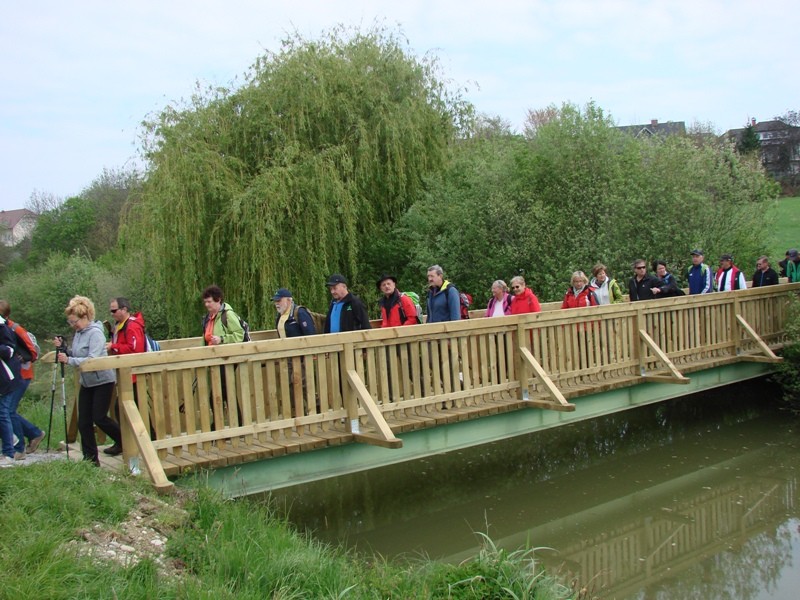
[0,300,44,459]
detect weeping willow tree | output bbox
[123,26,470,336]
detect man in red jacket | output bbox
[378,274,420,327]
[106,297,147,356]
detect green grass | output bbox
[768,196,800,260]
[0,462,578,599]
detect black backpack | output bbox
[220,309,251,342]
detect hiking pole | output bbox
[60,357,69,459]
[46,347,59,452]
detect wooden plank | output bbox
[150,371,167,459]
[181,370,197,455]
[238,362,253,444]
[519,346,575,411]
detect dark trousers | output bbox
[78,382,120,463]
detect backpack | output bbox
[459,292,472,320]
[145,333,161,352]
[397,292,422,324]
[10,323,39,363]
[220,309,251,342]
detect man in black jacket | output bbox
[324,274,371,333]
[628,259,659,302]
[752,256,779,287]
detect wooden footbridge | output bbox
[74,283,797,494]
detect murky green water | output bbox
[266,379,800,599]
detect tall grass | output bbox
[0,462,578,599]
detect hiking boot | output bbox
[103,443,123,456]
[0,455,15,467]
[26,431,45,454]
[13,452,26,461]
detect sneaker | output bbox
[0,455,15,467]
[103,443,123,456]
[13,452,26,461]
[26,431,45,454]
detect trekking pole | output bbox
[46,347,59,452]
[60,358,69,459]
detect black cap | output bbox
[326,274,347,287]
[376,273,397,289]
[720,253,733,261]
[690,249,703,256]
[789,249,799,259]
[271,288,292,301]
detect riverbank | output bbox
[0,459,582,599]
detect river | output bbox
[266,379,800,599]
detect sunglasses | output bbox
[635,266,646,270]
[110,309,119,314]
[511,285,522,290]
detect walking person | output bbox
[509,276,541,314]
[426,265,462,323]
[751,256,779,287]
[0,315,22,466]
[0,300,45,458]
[485,280,513,317]
[628,259,659,302]
[590,264,623,305]
[687,249,714,295]
[202,285,246,345]
[56,296,120,465]
[378,274,420,327]
[273,288,317,337]
[324,274,371,333]
[715,254,747,292]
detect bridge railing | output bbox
[78,283,798,491]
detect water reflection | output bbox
[263,382,800,599]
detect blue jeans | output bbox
[10,379,41,453]
[0,385,18,458]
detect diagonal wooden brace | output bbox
[346,369,402,448]
[736,315,783,363]
[519,346,575,411]
[638,329,690,384]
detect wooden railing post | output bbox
[516,324,529,400]
[342,342,360,433]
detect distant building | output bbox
[0,209,37,246]
[616,119,686,139]
[723,118,800,180]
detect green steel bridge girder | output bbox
[198,362,775,498]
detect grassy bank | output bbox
[769,196,800,260]
[0,460,578,599]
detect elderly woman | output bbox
[590,263,623,305]
[561,271,600,309]
[509,276,541,314]
[55,296,120,465]
[485,280,513,317]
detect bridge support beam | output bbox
[735,315,783,363]
[638,329,690,384]
[519,343,575,412]
[346,370,402,449]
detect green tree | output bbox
[124,26,469,336]
[393,102,779,306]
[737,123,762,155]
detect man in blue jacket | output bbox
[426,265,461,322]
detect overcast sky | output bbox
[1,0,796,211]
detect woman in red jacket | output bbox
[561,271,599,309]
[510,276,541,314]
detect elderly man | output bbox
[273,288,316,338]
[751,256,779,287]
[687,249,713,295]
[324,274,371,333]
[426,265,461,322]
[715,254,747,291]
